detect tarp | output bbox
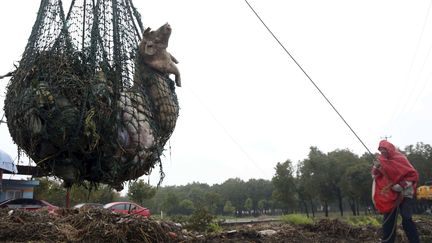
[0,149,17,174]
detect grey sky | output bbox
[1,1,432,192]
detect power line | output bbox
[244,0,374,158]
[386,0,432,127]
[185,86,267,177]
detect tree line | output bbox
[34,142,432,217]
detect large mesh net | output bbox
[4,0,179,190]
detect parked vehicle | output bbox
[0,198,58,212]
[417,180,432,200]
[104,202,151,217]
[73,203,104,209]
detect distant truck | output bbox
[416,180,432,200]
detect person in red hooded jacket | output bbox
[371,140,420,243]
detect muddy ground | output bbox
[0,208,431,242]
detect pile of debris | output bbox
[2,208,432,243]
[0,208,193,242]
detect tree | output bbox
[295,163,313,217]
[326,149,358,216]
[257,199,267,214]
[162,192,180,215]
[245,179,273,213]
[216,178,247,216]
[178,199,195,215]
[34,177,66,206]
[405,142,432,185]
[204,191,222,214]
[340,160,372,215]
[127,179,156,205]
[223,200,235,215]
[272,160,296,213]
[244,197,253,215]
[301,147,333,217]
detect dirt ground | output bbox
[0,208,431,243]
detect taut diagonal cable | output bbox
[244,0,374,158]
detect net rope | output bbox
[4,0,179,190]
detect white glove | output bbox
[391,184,403,192]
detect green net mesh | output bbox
[4,0,179,190]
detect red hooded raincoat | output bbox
[372,140,419,213]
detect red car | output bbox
[0,198,58,212]
[104,201,151,218]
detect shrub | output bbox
[185,208,218,232]
[281,214,314,225]
[345,216,380,227]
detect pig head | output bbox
[139,23,181,87]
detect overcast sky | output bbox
[1,1,432,191]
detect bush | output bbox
[281,214,314,225]
[185,208,218,233]
[169,215,189,225]
[345,215,381,227]
[207,222,223,233]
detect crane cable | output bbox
[244,0,375,158]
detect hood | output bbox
[378,140,397,158]
[377,140,419,184]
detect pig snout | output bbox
[157,23,172,36]
[162,23,171,31]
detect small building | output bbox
[0,149,40,201]
[0,179,40,202]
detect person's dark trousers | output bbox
[382,197,420,243]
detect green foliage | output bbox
[207,222,223,233]
[281,214,314,225]
[70,182,119,205]
[204,191,221,214]
[344,216,380,227]
[405,142,432,185]
[34,177,66,206]
[162,192,180,215]
[272,160,296,211]
[127,179,156,205]
[244,198,253,212]
[33,177,120,207]
[178,199,195,215]
[168,215,189,225]
[185,208,217,232]
[223,200,235,215]
[257,199,266,213]
[216,178,247,213]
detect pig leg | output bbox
[170,53,179,64]
[169,63,181,87]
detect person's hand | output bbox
[391,184,403,192]
[372,160,380,168]
[371,166,379,179]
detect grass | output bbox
[279,212,383,228]
[344,215,381,227]
[281,214,314,225]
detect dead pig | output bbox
[139,23,181,87]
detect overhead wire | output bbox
[184,86,267,177]
[244,0,375,158]
[406,44,432,113]
[386,0,432,128]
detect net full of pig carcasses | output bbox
[4,0,179,190]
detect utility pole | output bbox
[380,135,392,140]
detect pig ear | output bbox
[144,27,151,34]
